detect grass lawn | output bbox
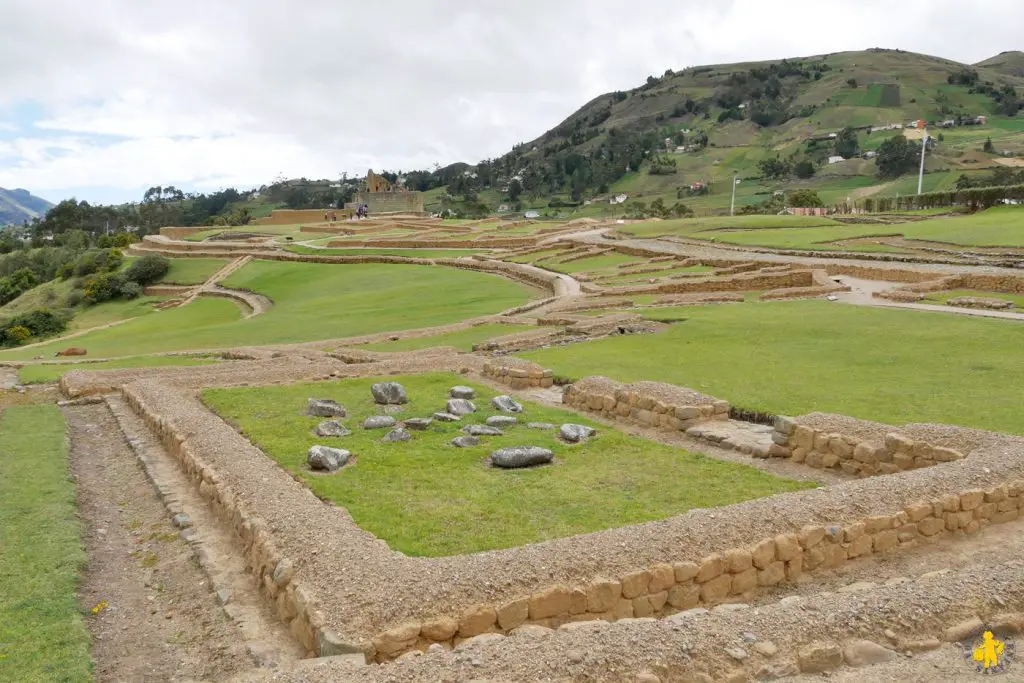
[0,261,534,360]
[284,246,489,258]
[17,355,220,384]
[688,225,901,250]
[520,301,1024,435]
[899,206,1024,247]
[0,406,92,681]
[160,258,229,284]
[922,289,1024,309]
[622,215,840,239]
[536,253,642,274]
[202,374,813,556]
[359,324,539,352]
[598,264,716,285]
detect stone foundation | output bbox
[562,376,729,430]
[481,360,554,389]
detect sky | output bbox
[1,0,1022,205]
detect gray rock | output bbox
[383,428,412,443]
[307,445,351,472]
[446,398,477,415]
[171,514,192,529]
[371,382,408,405]
[404,418,433,431]
[450,386,476,399]
[725,646,748,661]
[433,412,461,422]
[307,398,346,417]
[486,416,518,427]
[452,436,481,448]
[560,424,596,442]
[490,446,553,469]
[527,422,556,430]
[464,425,504,437]
[315,420,352,437]
[491,395,524,413]
[363,415,396,429]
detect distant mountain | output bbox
[0,188,54,226]
[975,51,1024,77]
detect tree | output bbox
[875,135,920,179]
[793,160,816,179]
[834,127,859,159]
[507,178,523,202]
[758,156,790,180]
[124,254,170,286]
[787,189,824,208]
[984,137,995,153]
[846,78,858,88]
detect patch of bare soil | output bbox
[68,402,254,682]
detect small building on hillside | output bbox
[346,169,425,215]
[609,193,629,205]
[827,155,846,165]
[524,210,540,219]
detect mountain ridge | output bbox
[0,187,54,226]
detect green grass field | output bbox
[622,215,841,239]
[536,252,642,274]
[161,258,229,284]
[202,374,812,556]
[284,246,488,258]
[922,289,1024,309]
[359,324,539,352]
[0,261,534,360]
[0,406,92,682]
[18,355,220,384]
[520,301,1024,435]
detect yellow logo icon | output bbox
[962,629,1015,675]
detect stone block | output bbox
[844,522,866,542]
[791,447,808,463]
[798,525,825,548]
[803,547,825,570]
[822,544,847,569]
[932,447,962,462]
[632,596,654,618]
[667,582,700,609]
[771,431,790,446]
[873,530,898,553]
[675,406,700,420]
[798,641,842,673]
[864,516,892,533]
[785,556,803,581]
[944,617,984,643]
[822,453,840,468]
[773,415,796,435]
[830,437,853,458]
[586,580,621,613]
[843,640,897,667]
[885,433,913,452]
[620,570,651,599]
[960,489,985,511]
[373,622,421,656]
[806,452,824,468]
[792,425,814,449]
[986,486,1008,503]
[751,538,776,569]
[892,452,914,470]
[613,598,634,619]
[699,574,732,604]
[813,432,830,451]
[958,510,974,527]
[421,617,458,642]
[853,443,875,464]
[649,590,668,612]
[769,444,791,458]
[975,502,997,521]
[459,604,497,638]
[757,561,785,587]
[695,554,723,583]
[905,502,932,522]
[569,589,587,615]
[774,533,801,561]
[993,510,1019,524]
[496,599,529,631]
[730,567,757,594]
[529,585,571,620]
[918,517,944,536]
[724,548,752,573]
[648,563,675,593]
[673,561,699,583]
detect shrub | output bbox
[4,325,31,346]
[119,281,143,299]
[65,290,84,307]
[124,254,170,286]
[83,272,126,304]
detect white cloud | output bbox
[1,0,1022,201]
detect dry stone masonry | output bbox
[562,376,730,432]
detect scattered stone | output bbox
[450,386,476,399]
[798,641,842,673]
[307,445,351,472]
[403,418,433,431]
[371,382,408,405]
[490,446,554,469]
[452,436,481,448]
[171,514,192,529]
[567,650,584,664]
[527,422,556,430]
[315,420,352,437]
[307,398,346,417]
[433,412,461,422]
[741,632,759,643]
[944,616,985,642]
[486,416,518,427]
[560,424,596,443]
[383,428,412,443]
[491,395,524,413]
[843,639,898,667]
[216,588,231,605]
[363,415,396,430]
[464,425,504,437]
[446,399,477,415]
[752,641,778,657]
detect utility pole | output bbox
[730,172,739,216]
[917,128,929,195]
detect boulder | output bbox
[486,416,518,428]
[560,424,596,443]
[450,386,476,399]
[315,421,352,438]
[492,395,524,413]
[383,428,412,443]
[490,447,554,469]
[404,418,433,431]
[363,416,396,430]
[464,425,504,437]
[433,412,461,422]
[446,399,477,415]
[452,436,481,448]
[308,445,351,472]
[371,382,408,405]
[307,398,346,418]
[528,422,556,430]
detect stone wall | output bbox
[255,209,353,225]
[562,376,729,430]
[347,191,424,214]
[325,237,538,249]
[760,269,851,300]
[599,269,816,297]
[481,360,554,389]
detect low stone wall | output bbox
[823,264,941,284]
[599,269,816,297]
[256,209,354,225]
[481,360,554,389]
[766,415,967,477]
[563,376,729,430]
[326,237,538,249]
[874,290,927,302]
[760,269,851,300]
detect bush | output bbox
[65,290,84,307]
[119,281,143,299]
[4,325,31,346]
[82,272,126,304]
[124,254,170,286]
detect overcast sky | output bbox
[1,0,1021,205]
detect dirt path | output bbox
[834,276,1024,322]
[67,402,256,682]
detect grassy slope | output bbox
[18,356,219,384]
[202,374,812,556]
[0,261,533,360]
[520,301,1024,434]
[0,406,92,682]
[536,253,642,273]
[622,215,841,239]
[360,324,538,352]
[284,246,488,258]
[161,259,229,284]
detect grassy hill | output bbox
[0,187,53,225]
[975,51,1024,77]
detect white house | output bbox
[609,193,629,205]
[524,210,540,219]
[827,155,846,165]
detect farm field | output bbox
[0,406,92,682]
[0,261,534,360]
[520,300,1024,435]
[202,374,813,556]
